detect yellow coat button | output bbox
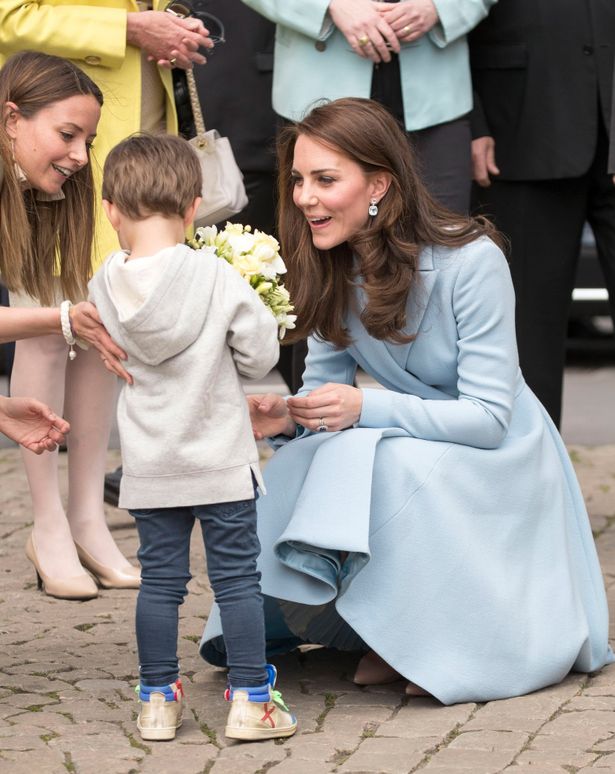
[315,41,326,52]
[84,55,102,66]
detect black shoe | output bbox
[104,465,123,507]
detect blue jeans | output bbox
[131,491,268,688]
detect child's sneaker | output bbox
[224,664,297,741]
[136,679,184,741]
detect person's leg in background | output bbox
[474,178,588,427]
[587,122,615,331]
[410,116,473,216]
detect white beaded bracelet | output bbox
[60,299,77,361]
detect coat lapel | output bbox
[348,246,440,385]
[382,245,439,368]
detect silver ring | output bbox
[317,417,328,433]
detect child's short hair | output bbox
[102,134,202,219]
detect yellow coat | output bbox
[0,0,178,270]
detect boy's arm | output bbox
[223,269,280,380]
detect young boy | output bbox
[89,134,296,742]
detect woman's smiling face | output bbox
[291,134,388,251]
[5,93,100,195]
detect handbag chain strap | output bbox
[185,69,208,148]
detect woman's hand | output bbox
[70,302,133,384]
[127,10,213,69]
[372,0,439,44]
[248,393,296,440]
[287,383,362,433]
[329,0,400,63]
[0,396,70,454]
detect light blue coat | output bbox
[201,237,613,704]
[242,0,497,130]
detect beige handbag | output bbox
[185,69,248,227]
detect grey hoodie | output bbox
[89,244,279,509]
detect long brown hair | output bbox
[277,97,501,347]
[0,51,103,305]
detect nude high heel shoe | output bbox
[25,533,98,601]
[74,542,140,589]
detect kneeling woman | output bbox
[201,97,612,704]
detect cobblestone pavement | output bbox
[1,446,615,774]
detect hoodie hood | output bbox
[89,244,220,366]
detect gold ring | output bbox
[357,35,369,47]
[402,24,411,35]
[170,57,177,65]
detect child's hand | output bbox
[247,394,295,440]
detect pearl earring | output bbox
[368,198,378,217]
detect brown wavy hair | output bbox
[277,97,502,347]
[0,51,103,305]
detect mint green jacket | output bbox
[243,0,497,130]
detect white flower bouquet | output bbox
[188,223,296,339]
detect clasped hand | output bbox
[329,0,438,63]
[127,10,213,69]
[248,383,363,439]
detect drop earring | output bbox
[368,198,378,217]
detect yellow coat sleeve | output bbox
[0,1,127,69]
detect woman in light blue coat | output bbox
[201,98,613,704]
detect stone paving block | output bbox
[590,737,615,753]
[447,729,528,752]
[424,746,516,771]
[271,759,333,774]
[375,699,475,739]
[566,694,615,711]
[538,709,615,739]
[337,735,431,772]
[583,665,615,696]
[283,730,356,765]
[0,723,50,751]
[579,753,615,770]
[316,705,392,746]
[211,739,288,772]
[49,722,145,771]
[6,709,74,730]
[515,746,597,769]
[0,747,68,773]
[137,741,218,774]
[462,689,577,733]
[0,693,60,714]
[501,765,567,773]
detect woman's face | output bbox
[291,134,387,251]
[5,93,100,195]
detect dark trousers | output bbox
[131,490,268,688]
[371,54,472,216]
[474,121,615,427]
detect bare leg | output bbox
[64,344,132,570]
[10,335,84,578]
